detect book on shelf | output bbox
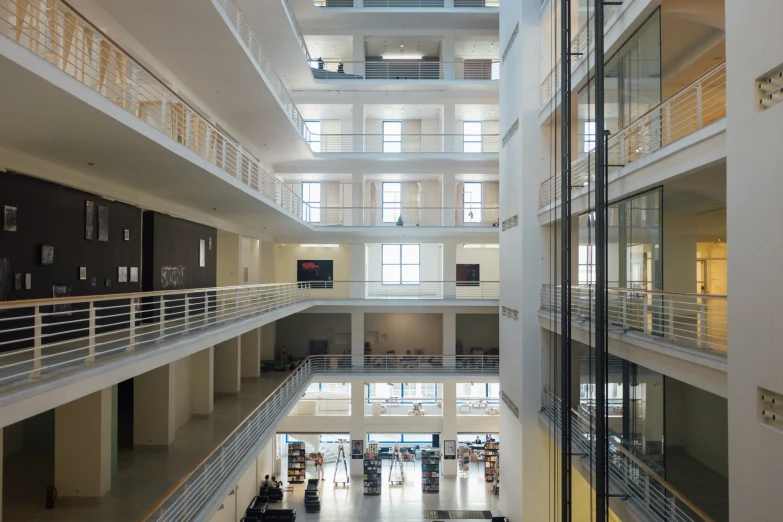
[363,453,382,495]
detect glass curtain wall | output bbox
[578,188,662,290]
[577,9,662,158]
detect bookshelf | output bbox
[421,449,440,493]
[363,453,382,495]
[484,442,498,482]
[288,442,306,484]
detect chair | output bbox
[246,496,267,518]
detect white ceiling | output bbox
[455,39,499,60]
[304,35,354,62]
[455,104,498,120]
[364,37,442,58]
[365,104,443,120]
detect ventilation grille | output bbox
[502,118,519,147]
[502,22,519,63]
[758,65,783,111]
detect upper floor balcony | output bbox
[313,0,499,7]
[310,59,499,81]
[307,132,500,153]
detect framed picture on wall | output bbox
[85,201,95,240]
[130,267,139,283]
[351,440,364,459]
[297,260,333,289]
[199,239,206,267]
[456,264,480,287]
[41,245,54,266]
[444,440,456,459]
[123,229,130,241]
[118,267,128,283]
[3,205,17,232]
[52,285,72,314]
[79,267,87,280]
[98,206,109,242]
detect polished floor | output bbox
[666,452,729,522]
[277,460,501,521]
[2,372,288,522]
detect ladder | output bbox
[333,441,349,485]
[388,443,405,484]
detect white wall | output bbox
[216,230,240,287]
[275,313,352,358]
[241,237,261,284]
[456,314,499,354]
[365,314,443,355]
[274,245,351,283]
[456,244,499,282]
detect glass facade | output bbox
[577,9,662,158]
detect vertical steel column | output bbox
[595,0,609,519]
[622,358,630,442]
[560,0,573,520]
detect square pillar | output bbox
[351,312,364,368]
[352,35,365,77]
[443,311,456,368]
[351,172,364,225]
[191,347,214,415]
[443,240,457,298]
[349,380,365,477]
[443,103,456,151]
[241,328,261,378]
[134,365,175,446]
[215,336,241,394]
[442,35,455,79]
[350,243,366,298]
[352,104,365,152]
[55,389,112,498]
[441,382,458,477]
[442,175,456,225]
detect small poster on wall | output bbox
[199,239,206,267]
[85,201,95,240]
[3,205,17,232]
[297,260,333,289]
[98,206,109,242]
[444,440,457,459]
[351,440,364,459]
[456,264,480,287]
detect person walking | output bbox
[316,452,325,481]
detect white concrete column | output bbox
[352,35,365,78]
[441,382,458,477]
[351,172,364,225]
[351,311,364,368]
[352,104,365,152]
[443,311,456,368]
[442,174,456,227]
[55,388,112,498]
[191,347,214,415]
[442,34,456,79]
[443,240,458,298]
[349,380,365,477]
[443,103,456,151]
[241,328,261,378]
[134,365,175,446]
[256,437,276,486]
[350,243,366,298]
[261,323,276,360]
[215,337,241,394]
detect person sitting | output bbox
[262,474,272,489]
[475,436,482,445]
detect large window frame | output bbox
[302,182,321,223]
[463,121,483,153]
[382,182,402,223]
[383,120,402,153]
[463,182,482,223]
[305,120,321,152]
[382,244,420,285]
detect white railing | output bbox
[539,63,726,207]
[0,281,498,387]
[540,285,727,355]
[365,397,443,416]
[542,389,714,522]
[0,0,311,221]
[280,0,310,61]
[142,354,499,521]
[307,281,500,300]
[310,133,500,153]
[212,0,310,141]
[314,0,500,7]
[307,207,500,227]
[311,60,499,80]
[539,2,624,105]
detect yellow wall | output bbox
[274,244,351,283]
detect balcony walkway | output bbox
[2,373,288,522]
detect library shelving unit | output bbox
[421,449,440,493]
[288,442,306,484]
[484,442,499,482]
[364,453,382,495]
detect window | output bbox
[463,182,482,223]
[305,121,321,152]
[382,244,420,285]
[383,121,402,153]
[382,182,401,223]
[584,121,596,153]
[463,121,482,153]
[302,182,321,222]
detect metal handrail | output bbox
[541,389,714,522]
[540,284,728,355]
[310,60,500,81]
[539,2,624,105]
[309,133,501,153]
[142,354,499,521]
[539,62,726,207]
[0,0,310,221]
[306,206,500,227]
[0,281,498,385]
[314,0,500,6]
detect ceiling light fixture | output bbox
[463,244,500,249]
[382,54,423,60]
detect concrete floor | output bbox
[2,372,288,522]
[277,460,501,521]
